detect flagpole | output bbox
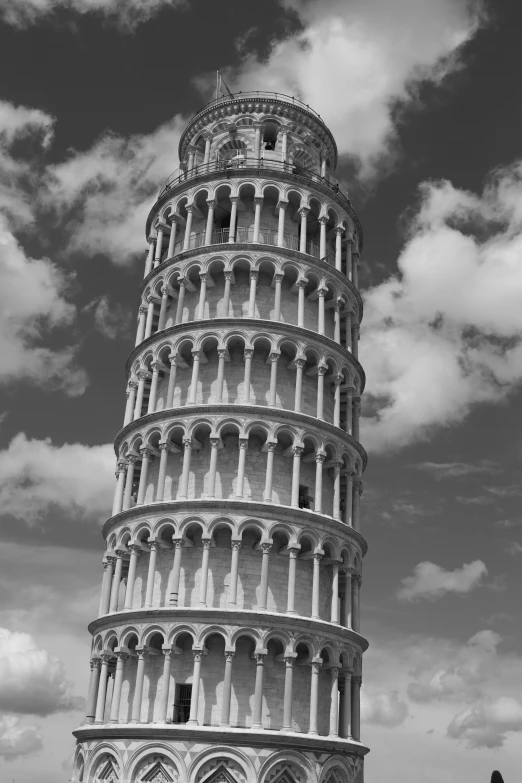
[216,71,219,101]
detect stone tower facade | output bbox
[72,91,369,783]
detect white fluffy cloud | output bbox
[0,433,114,525]
[362,162,522,452]
[447,697,522,749]
[84,295,132,340]
[0,627,81,716]
[0,715,42,761]
[397,560,487,602]
[0,0,186,29]
[361,689,408,727]
[220,0,486,176]
[44,116,186,263]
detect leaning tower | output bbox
[72,91,368,783]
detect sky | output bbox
[0,0,521,780]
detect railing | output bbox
[158,157,349,203]
[164,225,336,266]
[192,90,326,123]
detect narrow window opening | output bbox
[298,484,311,509]
[173,683,192,723]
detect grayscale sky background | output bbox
[0,0,521,780]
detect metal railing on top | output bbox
[163,225,336,267]
[192,91,326,123]
[158,157,349,203]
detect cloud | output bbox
[0,0,187,30]
[506,541,522,556]
[84,295,132,340]
[215,0,486,177]
[44,116,186,264]
[0,715,42,761]
[413,461,499,480]
[397,560,487,602]
[361,162,522,453]
[0,213,87,395]
[0,433,114,525]
[361,689,408,727]
[408,630,500,704]
[447,696,522,749]
[456,495,493,506]
[0,627,81,716]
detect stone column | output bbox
[254,123,262,160]
[133,371,149,419]
[144,238,154,277]
[228,541,241,607]
[314,453,325,513]
[299,207,309,253]
[157,286,170,331]
[135,307,147,346]
[131,649,147,723]
[203,135,212,164]
[85,658,101,724]
[187,650,203,725]
[167,220,177,257]
[330,561,340,624]
[144,540,158,609]
[277,201,287,246]
[205,199,215,245]
[351,675,361,740]
[156,442,169,501]
[286,547,299,614]
[352,396,361,440]
[228,198,238,243]
[242,349,253,403]
[112,462,126,516]
[319,216,327,259]
[124,381,138,425]
[317,288,326,335]
[169,540,183,606]
[329,666,340,736]
[297,279,306,327]
[273,272,283,321]
[316,366,326,419]
[144,297,156,340]
[334,303,341,343]
[294,358,305,412]
[311,553,322,619]
[352,251,360,288]
[215,349,227,402]
[308,659,322,734]
[253,197,263,243]
[109,652,128,723]
[343,569,353,628]
[188,350,200,405]
[124,544,141,609]
[345,311,352,352]
[251,652,266,729]
[175,281,185,324]
[197,273,207,320]
[109,551,124,612]
[340,672,352,738]
[99,556,115,616]
[290,446,303,508]
[344,471,353,527]
[283,655,296,731]
[333,460,342,520]
[179,438,192,499]
[333,375,342,427]
[263,441,277,501]
[182,206,193,251]
[207,437,219,498]
[236,438,248,498]
[335,227,343,271]
[352,323,360,360]
[268,352,279,406]
[165,357,177,409]
[187,148,195,171]
[198,539,211,606]
[122,455,137,510]
[259,543,271,610]
[158,647,172,723]
[353,479,362,532]
[248,270,258,317]
[137,447,152,505]
[94,653,111,724]
[147,362,162,414]
[352,575,361,633]
[222,271,233,314]
[220,651,234,726]
[154,227,164,263]
[281,129,288,162]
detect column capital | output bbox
[115,461,127,475]
[100,652,113,665]
[260,542,272,555]
[311,659,322,672]
[353,573,362,587]
[265,440,277,453]
[192,648,204,663]
[182,437,192,450]
[269,352,280,363]
[333,460,344,472]
[318,215,328,225]
[231,539,242,551]
[206,198,215,209]
[90,657,102,670]
[332,374,343,387]
[291,445,304,458]
[352,674,362,686]
[150,360,166,374]
[276,199,288,210]
[191,348,201,358]
[249,269,259,281]
[139,446,153,458]
[137,369,151,381]
[105,555,117,568]
[238,438,249,450]
[229,196,239,205]
[254,652,267,664]
[135,647,148,659]
[299,206,310,217]
[296,278,308,290]
[128,543,142,556]
[284,653,297,666]
[199,271,208,282]
[336,225,345,236]
[313,551,324,563]
[315,452,326,464]
[243,348,254,360]
[116,651,129,662]
[126,454,139,465]
[209,437,220,449]
[201,538,212,550]
[273,272,284,283]
[254,196,264,206]
[224,650,235,662]
[161,647,172,659]
[316,286,327,298]
[354,478,363,494]
[138,305,148,316]
[185,204,194,214]
[294,358,306,370]
[287,546,300,558]
[128,379,139,391]
[217,348,229,360]
[158,442,169,452]
[317,364,328,376]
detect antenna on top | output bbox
[216,71,234,101]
